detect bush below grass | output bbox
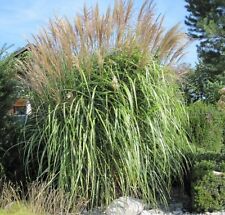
[191,153,225,212]
[192,172,225,212]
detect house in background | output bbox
[8,44,32,117]
[8,99,32,116]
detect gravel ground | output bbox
[140,209,225,215]
[84,208,225,215]
[82,197,225,215]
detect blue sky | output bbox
[0,0,198,66]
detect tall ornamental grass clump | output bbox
[21,0,190,207]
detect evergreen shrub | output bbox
[191,154,225,212]
[187,101,224,153]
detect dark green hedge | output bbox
[191,153,225,212]
[187,101,225,153]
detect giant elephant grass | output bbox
[20,0,191,208]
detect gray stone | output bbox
[140,210,151,215]
[105,197,144,215]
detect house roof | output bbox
[14,99,27,107]
[13,44,33,58]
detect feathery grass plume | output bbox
[22,0,189,102]
[21,0,190,208]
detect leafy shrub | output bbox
[191,160,216,182]
[192,172,225,212]
[21,0,190,208]
[0,45,17,126]
[191,154,225,212]
[191,152,225,180]
[193,152,225,162]
[187,101,224,152]
[0,46,25,183]
[203,80,224,104]
[0,119,25,183]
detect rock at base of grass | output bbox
[105,197,144,215]
[82,196,225,215]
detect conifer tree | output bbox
[185,0,225,102]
